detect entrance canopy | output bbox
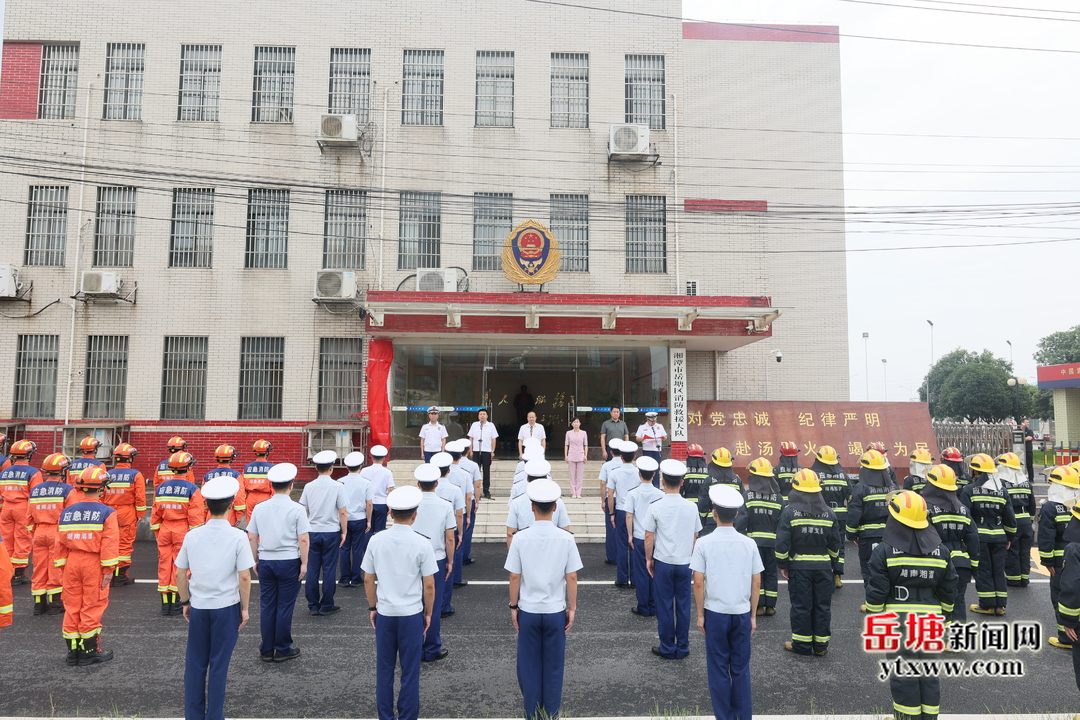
[361,291,780,351]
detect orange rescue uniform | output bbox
[150,478,204,595]
[241,459,275,522]
[56,501,120,642]
[103,464,147,568]
[153,459,195,491]
[0,541,12,628]
[28,480,78,601]
[0,463,44,568]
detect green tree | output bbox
[935,362,1014,422]
[1034,325,1080,366]
[919,348,1012,419]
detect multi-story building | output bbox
[0,0,847,474]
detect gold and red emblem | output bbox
[501,219,561,285]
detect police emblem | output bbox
[501,219,561,285]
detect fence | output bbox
[932,421,1013,458]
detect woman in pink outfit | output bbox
[564,417,588,498]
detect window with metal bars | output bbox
[13,335,59,418]
[238,337,284,420]
[160,336,208,420]
[178,45,221,121]
[550,194,589,272]
[169,188,214,268]
[472,193,511,271]
[625,195,667,274]
[38,45,78,120]
[318,338,364,421]
[84,335,129,419]
[625,54,665,130]
[475,51,513,127]
[550,53,588,128]
[329,48,371,121]
[103,43,145,120]
[24,186,68,266]
[252,46,295,122]
[93,186,137,267]
[245,189,289,268]
[398,191,440,270]
[402,50,443,126]
[323,190,366,269]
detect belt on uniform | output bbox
[892,586,938,603]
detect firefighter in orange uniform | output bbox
[0,541,11,629]
[0,433,12,473]
[154,436,194,490]
[103,443,147,587]
[29,453,79,615]
[150,451,204,615]
[0,440,44,584]
[241,439,275,523]
[56,465,120,665]
[203,444,246,525]
[67,436,104,485]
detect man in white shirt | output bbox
[607,442,641,587]
[636,411,667,473]
[446,443,476,585]
[467,409,498,499]
[506,459,571,546]
[419,407,448,462]
[299,451,348,616]
[430,452,467,615]
[599,439,625,566]
[338,451,374,588]
[453,440,483,563]
[517,411,547,460]
[361,445,394,533]
[625,456,663,617]
[412,464,456,663]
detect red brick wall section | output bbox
[669,441,688,459]
[0,43,41,119]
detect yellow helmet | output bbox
[995,452,1022,470]
[860,449,888,471]
[968,453,997,474]
[710,447,733,468]
[888,490,929,529]
[790,468,822,493]
[909,448,932,465]
[747,458,774,477]
[815,445,839,465]
[925,464,958,492]
[1049,465,1080,490]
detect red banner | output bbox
[687,401,937,473]
[365,338,394,449]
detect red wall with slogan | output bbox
[687,401,938,474]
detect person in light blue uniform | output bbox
[431,452,465,617]
[506,478,582,720]
[691,485,762,720]
[598,439,625,565]
[625,456,663,617]
[444,448,474,588]
[362,486,438,720]
[338,452,373,587]
[644,459,703,660]
[506,459,571,545]
[299,450,348,616]
[455,440,483,564]
[606,441,640,587]
[511,439,543,500]
[412,463,456,662]
[362,445,394,534]
[246,462,309,663]
[176,476,255,720]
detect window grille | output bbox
[550,194,589,272]
[252,46,295,122]
[93,186,136,267]
[472,193,511,271]
[38,45,78,120]
[14,335,59,418]
[318,338,364,421]
[24,186,68,266]
[103,43,145,120]
[550,53,588,128]
[397,191,441,270]
[625,195,667,274]
[625,54,665,130]
[169,188,215,268]
[245,188,289,268]
[238,337,284,420]
[160,336,208,420]
[329,48,371,121]
[402,50,443,126]
[84,335,129,419]
[178,45,221,121]
[476,51,514,127]
[324,190,366,269]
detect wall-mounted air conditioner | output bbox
[319,114,359,145]
[81,270,121,295]
[609,124,651,156]
[314,270,359,300]
[415,268,457,292]
[0,265,20,298]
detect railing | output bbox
[932,421,1013,457]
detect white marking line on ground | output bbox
[131,578,1051,586]
[9,715,1075,720]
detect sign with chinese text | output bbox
[501,219,561,285]
[669,347,687,442]
[1037,362,1080,390]
[687,401,937,473]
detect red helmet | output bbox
[9,439,36,459]
[686,443,705,458]
[78,436,101,453]
[75,465,110,491]
[252,439,272,456]
[41,453,70,474]
[215,444,237,461]
[168,451,194,471]
[113,443,138,461]
[942,446,963,462]
[0,433,8,450]
[167,436,188,452]
[780,441,799,457]
[867,441,887,454]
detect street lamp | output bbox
[863,332,870,401]
[882,358,888,402]
[1006,340,1013,370]
[1007,376,1027,421]
[926,320,934,413]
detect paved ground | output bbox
[2,539,1079,718]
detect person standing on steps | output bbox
[419,408,448,463]
[564,418,588,499]
[517,412,547,460]
[600,407,629,462]
[467,409,498,500]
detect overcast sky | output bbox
[685,0,1078,403]
[1,1,1074,404]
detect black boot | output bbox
[170,592,185,615]
[78,635,114,665]
[111,567,134,587]
[161,593,172,616]
[48,593,64,615]
[12,567,28,585]
[33,596,46,616]
[66,638,80,666]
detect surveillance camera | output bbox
[775,351,783,363]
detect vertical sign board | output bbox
[669,347,688,442]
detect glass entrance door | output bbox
[485,368,577,456]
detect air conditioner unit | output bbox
[81,270,121,295]
[609,124,650,155]
[319,114,359,144]
[415,269,457,293]
[0,265,20,298]
[314,270,358,300]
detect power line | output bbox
[837,0,1080,22]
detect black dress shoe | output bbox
[422,648,449,662]
[321,606,341,616]
[483,493,492,500]
[260,651,276,663]
[631,607,649,616]
[651,646,674,659]
[441,610,455,618]
[453,581,469,588]
[274,647,301,662]
[614,581,631,588]
[463,559,475,566]
[309,609,322,616]
[604,560,616,565]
